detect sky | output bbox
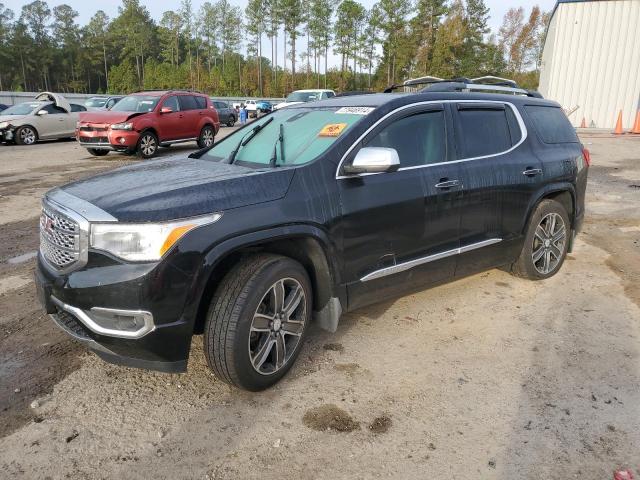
[3,0,557,69]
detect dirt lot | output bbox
[0,132,639,479]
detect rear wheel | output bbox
[511,199,570,280]
[87,148,109,157]
[227,116,236,127]
[15,126,37,145]
[197,125,215,148]
[204,254,311,391]
[136,131,158,159]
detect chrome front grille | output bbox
[40,205,80,270]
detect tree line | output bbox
[0,0,548,97]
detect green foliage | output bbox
[0,0,549,96]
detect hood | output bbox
[36,91,71,113]
[78,110,144,124]
[57,156,295,222]
[274,101,303,110]
[0,115,26,124]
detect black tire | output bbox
[511,199,570,280]
[15,126,38,145]
[87,148,109,157]
[204,254,312,391]
[136,131,158,159]
[227,115,236,127]
[197,125,215,148]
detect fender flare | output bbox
[522,182,577,234]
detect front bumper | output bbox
[77,127,140,150]
[35,252,199,373]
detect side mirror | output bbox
[343,147,400,174]
[160,107,173,114]
[36,110,48,116]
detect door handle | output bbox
[523,168,542,176]
[435,179,460,189]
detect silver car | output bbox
[0,92,86,145]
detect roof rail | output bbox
[384,75,544,98]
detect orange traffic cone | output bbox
[632,110,640,134]
[614,110,624,134]
[580,117,587,128]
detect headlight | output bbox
[111,122,133,130]
[90,213,222,262]
[0,122,8,129]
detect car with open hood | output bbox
[76,90,220,158]
[0,92,86,145]
[35,79,589,391]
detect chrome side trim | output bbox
[360,238,502,282]
[336,100,528,179]
[51,296,155,339]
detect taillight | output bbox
[582,148,591,166]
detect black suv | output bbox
[35,80,589,391]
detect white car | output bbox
[0,92,86,145]
[273,89,336,110]
[231,100,259,118]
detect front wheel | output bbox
[87,148,109,157]
[204,254,312,391]
[197,125,215,148]
[511,199,570,280]
[136,131,158,159]
[15,126,38,145]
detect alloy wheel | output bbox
[140,134,157,156]
[20,127,36,145]
[202,128,214,147]
[249,278,306,375]
[532,212,567,275]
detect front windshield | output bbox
[285,91,322,103]
[85,98,107,108]
[2,102,41,115]
[110,95,160,113]
[204,107,366,167]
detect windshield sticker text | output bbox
[335,107,374,115]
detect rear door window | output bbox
[455,104,514,158]
[525,105,579,143]
[194,96,207,109]
[70,104,86,112]
[178,95,198,111]
[365,109,446,167]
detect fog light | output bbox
[87,308,152,333]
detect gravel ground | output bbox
[0,132,638,479]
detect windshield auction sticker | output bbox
[335,107,375,115]
[318,123,348,137]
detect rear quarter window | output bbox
[525,105,579,144]
[195,96,207,109]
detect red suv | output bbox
[76,91,220,158]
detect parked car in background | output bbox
[256,100,273,114]
[0,92,86,145]
[76,90,220,158]
[84,96,124,110]
[0,104,8,112]
[34,81,589,391]
[211,99,237,127]
[273,89,335,110]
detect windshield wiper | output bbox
[226,117,274,164]
[269,123,285,168]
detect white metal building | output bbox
[539,0,640,129]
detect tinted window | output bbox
[326,91,335,98]
[163,96,180,112]
[106,98,118,109]
[70,104,86,112]
[195,96,207,109]
[457,105,512,158]
[42,104,67,114]
[525,105,579,144]
[179,95,199,111]
[366,110,446,167]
